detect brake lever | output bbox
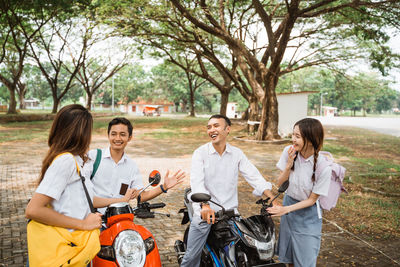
[153,211,170,217]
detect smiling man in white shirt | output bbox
[87,117,184,214]
[180,114,275,267]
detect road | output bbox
[314,116,400,137]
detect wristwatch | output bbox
[160,184,168,193]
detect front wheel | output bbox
[237,251,250,267]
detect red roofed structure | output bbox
[118,98,175,116]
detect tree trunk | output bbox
[18,93,25,110]
[17,83,27,110]
[189,88,195,117]
[247,97,259,134]
[86,92,93,111]
[52,95,60,114]
[7,88,17,114]
[256,76,280,140]
[219,91,229,116]
[181,100,187,113]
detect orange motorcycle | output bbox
[92,170,169,267]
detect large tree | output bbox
[25,18,87,113]
[168,0,400,140]
[0,0,51,114]
[96,1,245,116]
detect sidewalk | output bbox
[1,146,398,266]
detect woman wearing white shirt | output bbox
[267,118,331,267]
[25,104,135,266]
[25,104,102,231]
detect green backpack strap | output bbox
[90,148,102,180]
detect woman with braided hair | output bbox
[267,118,332,267]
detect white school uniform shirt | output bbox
[36,153,94,228]
[276,145,331,202]
[86,147,143,214]
[190,142,272,217]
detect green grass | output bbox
[143,130,203,139]
[352,158,400,173]
[323,142,353,156]
[337,194,400,239]
[0,120,51,142]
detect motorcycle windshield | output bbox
[240,215,274,242]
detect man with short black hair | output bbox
[87,117,184,214]
[180,114,274,267]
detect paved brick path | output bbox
[0,155,277,267]
[0,164,38,267]
[1,143,398,266]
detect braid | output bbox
[291,151,298,171]
[312,151,318,182]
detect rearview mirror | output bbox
[149,170,161,186]
[191,193,211,203]
[278,180,289,193]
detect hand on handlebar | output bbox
[200,204,215,224]
[267,204,288,217]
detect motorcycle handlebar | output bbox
[136,212,155,219]
[148,203,166,209]
[199,209,239,224]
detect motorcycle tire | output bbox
[237,251,250,267]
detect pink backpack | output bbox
[315,151,347,211]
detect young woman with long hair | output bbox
[267,118,332,267]
[25,104,102,230]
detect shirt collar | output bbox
[298,152,314,163]
[207,142,232,155]
[105,147,127,163]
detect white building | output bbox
[277,91,316,136]
[226,102,238,118]
[322,106,338,117]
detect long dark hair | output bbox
[291,118,324,182]
[39,104,93,183]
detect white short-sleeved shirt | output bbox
[190,142,272,217]
[276,145,331,201]
[36,153,94,223]
[86,147,143,214]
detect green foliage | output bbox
[0,83,10,103]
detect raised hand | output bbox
[286,145,297,170]
[163,169,185,190]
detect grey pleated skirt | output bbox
[276,194,322,267]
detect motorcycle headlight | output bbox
[243,233,275,261]
[243,233,257,247]
[255,232,275,261]
[114,230,146,267]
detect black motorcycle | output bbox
[174,181,289,267]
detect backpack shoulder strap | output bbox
[54,152,96,213]
[315,151,332,180]
[90,148,102,180]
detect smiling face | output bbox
[108,123,132,152]
[207,117,230,145]
[292,125,306,152]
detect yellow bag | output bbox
[27,152,100,266]
[27,221,100,267]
